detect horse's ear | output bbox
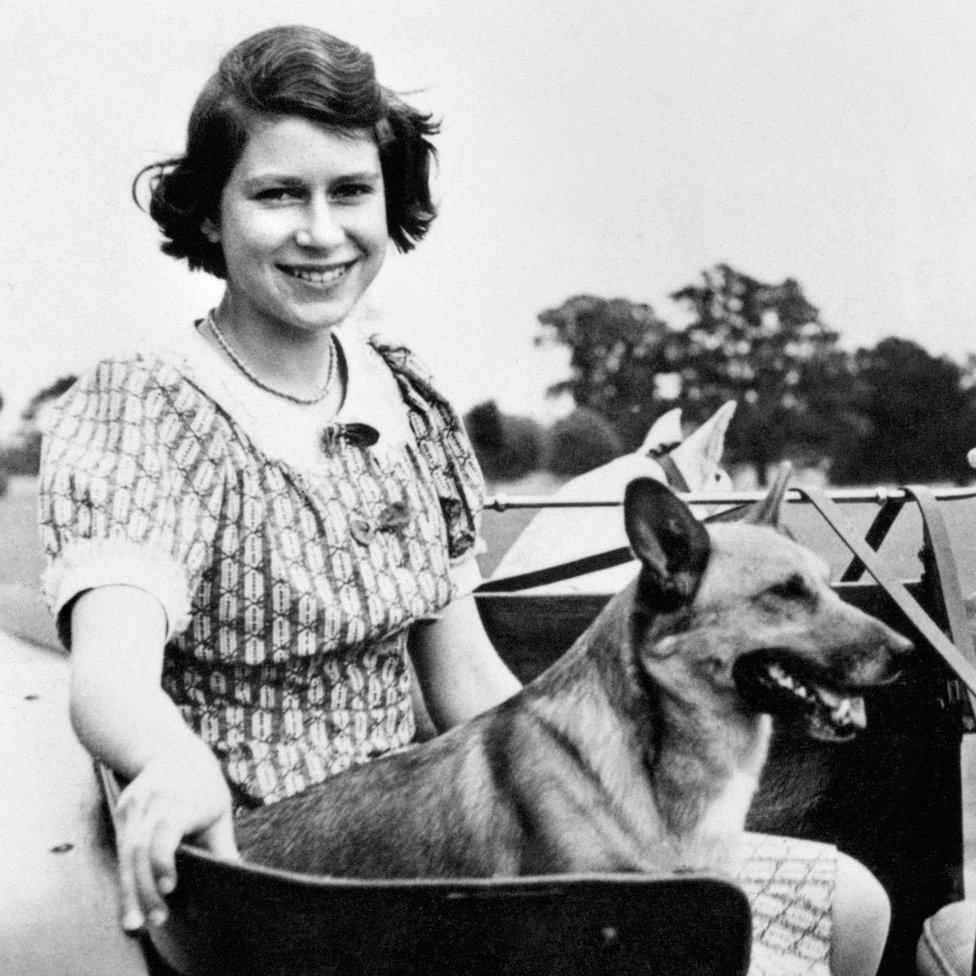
[624,478,710,605]
[742,462,792,527]
[669,401,736,489]
[641,408,683,453]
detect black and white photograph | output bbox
[2,3,976,975]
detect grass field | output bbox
[0,478,54,648]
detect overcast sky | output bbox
[2,0,974,432]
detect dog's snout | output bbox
[883,625,914,658]
[893,632,914,656]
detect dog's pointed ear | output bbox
[624,478,711,603]
[742,462,792,527]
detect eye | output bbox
[332,181,377,202]
[254,186,303,202]
[766,573,811,601]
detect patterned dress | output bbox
[38,322,837,973]
[39,324,484,807]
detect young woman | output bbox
[39,25,890,976]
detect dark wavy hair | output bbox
[134,25,439,277]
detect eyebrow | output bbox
[241,170,382,190]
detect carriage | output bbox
[6,480,976,976]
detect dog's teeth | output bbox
[831,700,852,722]
[768,664,795,689]
[831,696,866,727]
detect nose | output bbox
[295,196,344,249]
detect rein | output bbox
[477,480,976,700]
[476,444,688,595]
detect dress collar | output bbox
[151,320,414,471]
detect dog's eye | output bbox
[767,574,811,601]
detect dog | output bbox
[491,401,736,595]
[236,467,912,878]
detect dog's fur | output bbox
[236,470,911,878]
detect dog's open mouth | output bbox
[732,651,868,743]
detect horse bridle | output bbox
[476,442,689,594]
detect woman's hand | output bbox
[67,585,241,930]
[114,740,239,931]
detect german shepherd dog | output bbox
[236,469,912,877]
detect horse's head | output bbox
[642,402,735,494]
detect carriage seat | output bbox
[917,900,976,976]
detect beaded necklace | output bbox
[206,310,337,406]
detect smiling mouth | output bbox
[279,262,354,286]
[732,650,885,743]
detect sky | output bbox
[2,0,975,434]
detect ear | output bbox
[201,218,221,244]
[668,401,736,489]
[641,408,683,453]
[624,478,711,605]
[742,462,792,527]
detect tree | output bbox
[832,338,976,485]
[535,295,681,450]
[670,265,854,484]
[0,374,77,478]
[543,408,624,476]
[463,400,543,483]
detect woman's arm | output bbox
[69,585,238,931]
[408,593,521,732]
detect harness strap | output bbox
[904,485,976,720]
[477,444,691,594]
[901,493,976,901]
[656,454,691,494]
[475,545,635,594]
[475,499,737,594]
[905,486,975,663]
[799,486,976,697]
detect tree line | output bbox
[0,376,77,488]
[4,267,975,489]
[525,264,976,486]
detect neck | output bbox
[211,296,337,397]
[647,680,770,852]
[528,584,771,855]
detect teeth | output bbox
[769,664,794,688]
[831,696,866,727]
[283,264,350,284]
[832,700,851,722]
[769,664,804,695]
[759,659,868,736]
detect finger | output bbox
[132,819,170,926]
[150,821,184,899]
[116,833,145,932]
[115,791,146,932]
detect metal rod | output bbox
[485,485,976,512]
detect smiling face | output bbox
[206,114,389,340]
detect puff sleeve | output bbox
[368,338,486,570]
[38,357,226,648]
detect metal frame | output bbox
[485,485,976,511]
